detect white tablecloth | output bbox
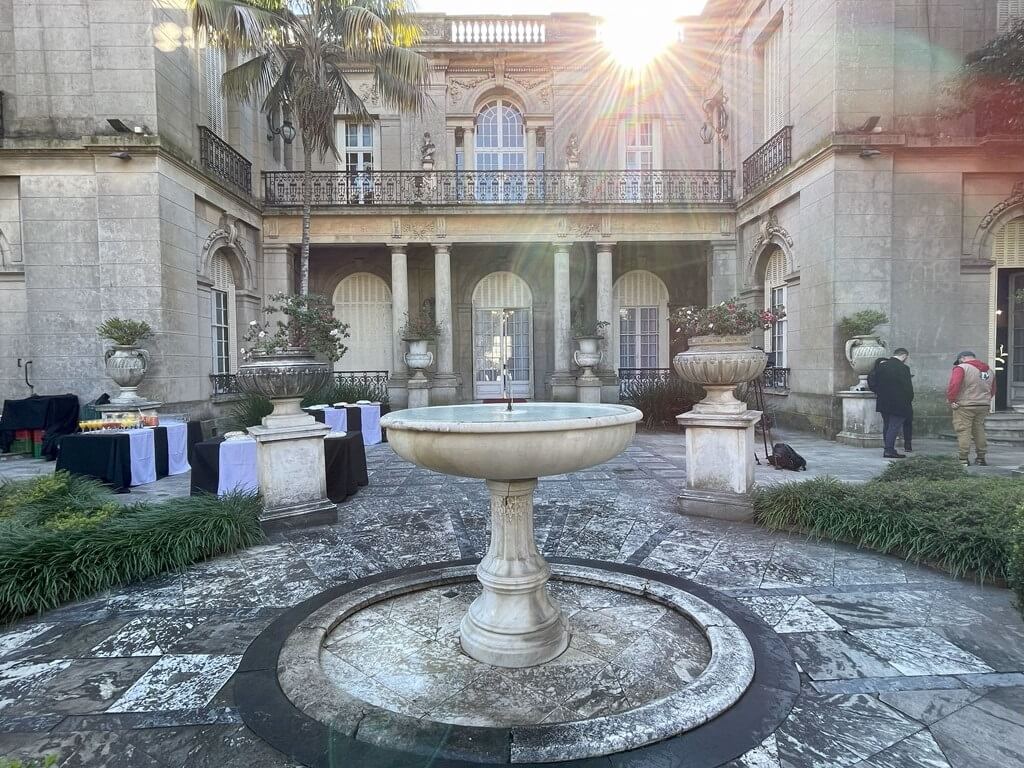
[127,429,157,487]
[218,438,258,495]
[164,421,190,476]
[355,403,382,445]
[323,407,347,433]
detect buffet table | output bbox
[55,423,190,492]
[190,432,368,503]
[0,394,80,459]
[305,403,384,445]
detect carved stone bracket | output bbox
[746,210,793,283]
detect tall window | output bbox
[762,23,786,139]
[343,122,374,203]
[475,100,525,202]
[201,43,227,137]
[999,0,1023,30]
[764,250,787,367]
[619,307,659,369]
[210,252,237,375]
[624,120,654,171]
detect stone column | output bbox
[550,242,576,401]
[595,241,618,402]
[262,243,294,297]
[433,243,459,403]
[463,126,475,170]
[388,244,409,408]
[445,126,457,170]
[526,126,538,170]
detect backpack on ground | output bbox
[769,442,807,471]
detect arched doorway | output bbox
[333,273,393,373]
[472,271,533,399]
[992,217,1024,408]
[612,270,670,373]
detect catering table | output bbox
[55,423,190,492]
[306,403,384,445]
[0,394,80,459]
[190,432,368,503]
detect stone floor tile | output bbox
[88,616,203,657]
[106,654,240,713]
[856,729,951,768]
[725,734,782,768]
[784,632,902,681]
[739,595,844,634]
[4,657,157,716]
[877,689,987,725]
[929,687,1024,768]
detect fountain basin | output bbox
[380,403,642,480]
[380,403,642,668]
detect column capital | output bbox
[262,242,295,255]
[390,243,408,256]
[552,241,572,255]
[596,241,616,252]
[431,242,451,255]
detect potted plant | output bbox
[571,319,610,378]
[838,310,889,390]
[400,312,441,381]
[237,293,349,422]
[97,318,153,405]
[670,298,784,413]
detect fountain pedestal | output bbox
[460,479,569,667]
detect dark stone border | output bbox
[235,558,800,768]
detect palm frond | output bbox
[189,0,286,52]
[221,52,279,103]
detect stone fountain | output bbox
[381,402,641,667]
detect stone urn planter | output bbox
[573,336,603,378]
[404,338,434,382]
[672,335,768,414]
[236,347,331,428]
[845,335,888,390]
[104,345,151,405]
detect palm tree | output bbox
[190,0,428,294]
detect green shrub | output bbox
[1009,503,1024,611]
[875,455,967,483]
[224,378,390,432]
[0,473,263,623]
[0,756,58,768]
[838,310,888,339]
[224,393,274,432]
[622,377,704,429]
[753,476,1024,584]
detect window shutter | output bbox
[763,24,786,137]
[201,42,226,137]
[993,217,1024,267]
[764,251,787,352]
[998,0,1024,30]
[333,273,393,372]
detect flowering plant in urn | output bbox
[400,311,440,381]
[236,294,349,418]
[671,298,785,414]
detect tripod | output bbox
[751,372,774,465]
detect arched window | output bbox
[763,249,787,367]
[475,100,526,202]
[472,272,533,399]
[210,251,237,374]
[613,270,670,372]
[333,273,393,373]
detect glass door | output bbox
[1011,273,1024,406]
[473,308,532,399]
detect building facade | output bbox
[1,2,1022,435]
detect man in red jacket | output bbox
[947,351,996,466]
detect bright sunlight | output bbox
[597,8,684,70]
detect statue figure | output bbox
[420,132,436,166]
[565,133,581,168]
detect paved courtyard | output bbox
[0,431,1022,767]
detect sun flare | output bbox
[597,9,682,70]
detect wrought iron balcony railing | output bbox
[742,126,792,196]
[199,125,252,195]
[210,373,242,396]
[262,169,734,208]
[617,367,674,401]
[761,366,790,391]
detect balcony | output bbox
[199,125,252,196]
[262,169,734,208]
[742,126,792,196]
[447,17,547,44]
[761,366,790,391]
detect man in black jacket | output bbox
[872,348,914,459]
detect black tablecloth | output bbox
[56,430,170,492]
[0,394,80,459]
[190,433,368,503]
[307,404,390,442]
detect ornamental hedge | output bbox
[0,472,262,623]
[752,456,1024,612]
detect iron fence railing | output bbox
[617,367,674,401]
[199,125,252,195]
[210,370,391,401]
[262,169,735,207]
[761,366,790,391]
[742,125,792,196]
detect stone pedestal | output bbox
[676,409,761,522]
[836,390,884,448]
[461,479,569,668]
[548,372,578,402]
[431,373,460,404]
[407,376,430,409]
[387,374,409,409]
[576,375,602,403]
[247,410,335,532]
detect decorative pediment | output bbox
[746,210,793,283]
[200,214,252,288]
[979,181,1024,231]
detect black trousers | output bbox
[881,412,913,451]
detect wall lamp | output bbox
[267,115,296,144]
[859,148,882,159]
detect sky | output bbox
[414,0,707,16]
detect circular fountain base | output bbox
[237,560,799,766]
